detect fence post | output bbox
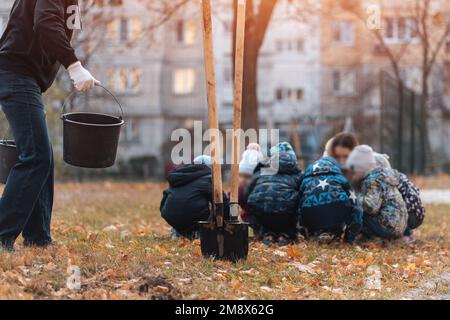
[410,92,416,174]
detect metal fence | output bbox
[380,71,425,174]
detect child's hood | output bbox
[268,152,301,175]
[365,167,400,187]
[167,164,211,188]
[304,156,343,178]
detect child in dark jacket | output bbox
[160,156,228,239]
[244,143,302,246]
[298,156,362,244]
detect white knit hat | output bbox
[239,148,263,175]
[346,145,377,173]
[374,152,392,169]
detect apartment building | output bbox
[0,0,448,173]
[86,0,323,169]
[320,0,450,155]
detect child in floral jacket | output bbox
[347,146,408,240]
[374,153,425,237]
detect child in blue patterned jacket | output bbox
[298,156,363,244]
[244,142,303,246]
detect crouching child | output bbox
[298,156,362,244]
[238,144,264,236]
[244,143,302,246]
[160,156,229,239]
[374,153,425,240]
[346,146,408,240]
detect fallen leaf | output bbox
[287,248,303,258]
[290,263,317,275]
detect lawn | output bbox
[0,182,448,300]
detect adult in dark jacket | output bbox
[244,143,302,245]
[0,0,98,250]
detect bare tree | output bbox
[339,0,449,170]
[413,0,450,168]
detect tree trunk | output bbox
[241,41,259,132]
[420,72,431,173]
[397,79,404,171]
[232,0,278,133]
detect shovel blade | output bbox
[198,221,249,262]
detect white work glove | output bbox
[67,61,100,92]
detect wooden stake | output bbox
[230,0,247,218]
[201,0,223,206]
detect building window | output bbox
[107,19,118,40]
[224,66,232,83]
[223,21,232,34]
[173,68,196,95]
[107,17,141,42]
[297,39,305,52]
[176,19,197,45]
[275,88,305,102]
[296,89,304,101]
[120,18,129,42]
[332,21,354,45]
[275,39,304,53]
[276,88,283,101]
[108,66,142,93]
[383,17,417,43]
[332,70,356,96]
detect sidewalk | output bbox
[421,190,450,205]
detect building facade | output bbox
[0,0,448,174]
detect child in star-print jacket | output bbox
[298,156,363,243]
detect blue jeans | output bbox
[0,71,54,249]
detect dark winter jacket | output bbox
[0,0,79,92]
[361,168,408,238]
[298,157,362,242]
[245,152,302,216]
[161,164,213,233]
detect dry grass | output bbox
[0,182,448,300]
[412,174,450,189]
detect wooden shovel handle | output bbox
[201,0,223,204]
[230,0,247,205]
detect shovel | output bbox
[198,0,249,262]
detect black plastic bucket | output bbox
[198,221,249,262]
[0,140,19,185]
[61,85,124,169]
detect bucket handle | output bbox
[61,84,124,120]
